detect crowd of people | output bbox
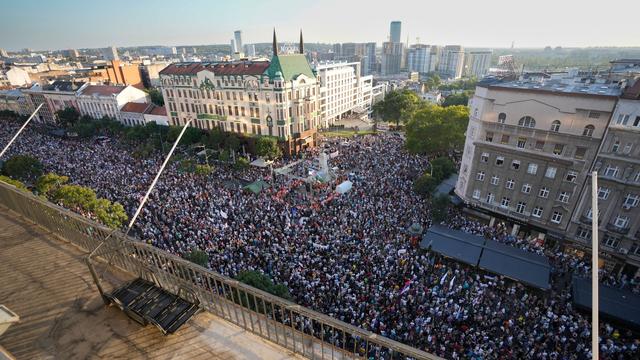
[1,122,638,359]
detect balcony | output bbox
[606,222,630,235]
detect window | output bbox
[623,143,633,155]
[498,113,506,123]
[553,144,565,155]
[598,187,610,200]
[557,191,570,203]
[539,187,550,198]
[635,171,640,183]
[612,140,620,153]
[500,135,510,144]
[486,192,495,204]
[517,137,527,149]
[582,125,595,137]
[495,156,504,166]
[472,189,481,199]
[550,120,561,132]
[532,207,543,218]
[623,194,640,208]
[485,132,494,142]
[545,167,557,179]
[511,160,521,170]
[535,140,545,151]
[515,202,527,214]
[491,175,500,185]
[576,227,592,240]
[616,113,630,126]
[634,116,640,127]
[506,179,515,189]
[481,152,489,162]
[476,171,485,181]
[603,234,620,249]
[518,116,536,128]
[604,165,619,178]
[522,183,532,194]
[500,197,510,208]
[630,243,640,256]
[551,211,563,224]
[527,163,538,175]
[565,171,577,183]
[574,147,587,159]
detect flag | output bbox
[449,276,456,289]
[440,271,449,286]
[400,279,412,295]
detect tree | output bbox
[224,134,241,151]
[431,194,451,222]
[90,198,128,229]
[184,249,209,267]
[148,88,165,106]
[255,136,282,160]
[0,175,28,191]
[194,164,213,175]
[430,157,456,181]
[2,155,43,182]
[234,157,250,170]
[51,184,97,210]
[405,105,469,155]
[236,270,292,300]
[423,73,441,91]
[35,173,69,196]
[376,90,422,125]
[443,93,470,107]
[56,107,80,127]
[413,173,439,197]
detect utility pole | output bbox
[591,171,599,360]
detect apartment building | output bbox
[465,50,492,78]
[456,77,621,245]
[314,61,373,127]
[567,78,640,276]
[406,44,432,74]
[438,45,465,79]
[77,85,148,122]
[159,31,320,153]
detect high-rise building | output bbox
[314,61,373,127]
[364,43,376,75]
[390,21,402,43]
[0,48,8,58]
[438,45,464,79]
[455,76,623,270]
[341,43,357,58]
[234,30,243,53]
[332,43,342,58]
[381,42,403,76]
[245,44,256,57]
[428,46,441,73]
[406,44,431,74]
[230,39,236,53]
[465,50,492,78]
[103,46,119,61]
[63,49,79,59]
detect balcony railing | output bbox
[0,181,441,360]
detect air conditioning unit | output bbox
[619,248,629,254]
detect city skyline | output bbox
[1,0,639,51]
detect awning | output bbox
[479,240,550,290]
[434,174,459,197]
[420,225,484,266]
[572,276,640,329]
[243,180,271,194]
[250,158,273,168]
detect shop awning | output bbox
[420,225,484,266]
[572,276,640,329]
[479,240,551,290]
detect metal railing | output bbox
[0,181,442,360]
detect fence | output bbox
[0,181,442,360]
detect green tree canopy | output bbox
[224,134,241,151]
[413,173,439,197]
[184,249,209,267]
[255,136,282,160]
[430,157,456,181]
[91,198,128,229]
[56,107,80,127]
[405,105,469,155]
[236,270,292,300]
[374,90,422,125]
[35,173,69,196]
[2,155,43,182]
[442,92,470,107]
[51,184,97,209]
[148,88,165,106]
[0,175,28,191]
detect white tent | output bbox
[250,158,273,168]
[335,180,353,194]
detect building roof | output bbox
[265,54,316,81]
[148,105,166,116]
[79,85,127,97]
[622,78,640,100]
[120,102,152,113]
[159,61,271,76]
[482,78,622,97]
[42,80,85,92]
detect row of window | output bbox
[614,113,640,127]
[478,155,576,182]
[474,174,572,201]
[496,113,596,136]
[471,189,564,223]
[575,229,640,253]
[485,132,588,159]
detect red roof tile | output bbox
[148,105,166,116]
[80,85,127,96]
[120,102,152,113]
[159,61,270,76]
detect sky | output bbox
[1,0,639,51]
